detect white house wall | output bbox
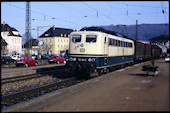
[1,32,22,56]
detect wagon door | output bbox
[104,36,108,66]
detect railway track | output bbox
[1,76,85,110]
[1,69,66,84]
[1,61,148,110]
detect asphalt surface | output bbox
[2,58,169,112]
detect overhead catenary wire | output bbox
[113,2,169,9]
[2,2,83,28]
[2,1,169,39]
[82,2,119,25]
[161,1,168,25]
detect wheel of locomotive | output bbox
[97,68,104,76]
[109,66,114,72]
[104,68,107,74]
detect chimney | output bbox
[53,25,55,31]
[3,21,5,26]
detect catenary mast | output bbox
[25,1,31,55]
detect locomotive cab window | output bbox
[72,35,81,42]
[86,35,97,43]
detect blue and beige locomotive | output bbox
[66,29,135,78]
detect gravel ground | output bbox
[1,75,61,96]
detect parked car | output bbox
[41,54,50,59]
[12,55,21,60]
[48,55,66,64]
[1,56,15,64]
[31,54,38,60]
[15,56,38,67]
[165,54,170,63]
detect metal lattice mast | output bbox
[25,1,31,55]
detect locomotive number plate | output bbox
[80,48,85,52]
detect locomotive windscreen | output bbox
[72,35,81,42]
[86,35,97,43]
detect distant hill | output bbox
[98,23,169,41]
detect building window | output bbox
[58,39,60,42]
[64,34,67,37]
[49,45,51,48]
[45,34,48,36]
[49,51,52,54]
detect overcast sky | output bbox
[1,1,169,39]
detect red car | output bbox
[15,56,38,67]
[48,55,66,64]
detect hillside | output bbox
[99,23,169,41]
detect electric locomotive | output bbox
[66,30,135,78]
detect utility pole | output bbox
[136,20,138,41]
[25,1,31,55]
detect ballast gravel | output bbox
[1,75,61,96]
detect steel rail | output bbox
[1,76,77,110]
[1,68,66,84]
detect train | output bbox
[66,29,162,79]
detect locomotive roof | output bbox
[71,31,133,42]
[80,26,134,41]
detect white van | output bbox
[12,55,21,60]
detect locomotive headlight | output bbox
[73,57,77,61]
[88,58,92,62]
[69,57,73,61]
[92,58,95,62]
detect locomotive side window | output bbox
[86,35,97,43]
[127,42,132,48]
[125,42,127,47]
[109,39,111,45]
[72,35,81,42]
[121,41,123,47]
[129,43,132,47]
[113,39,116,46]
[118,40,121,47]
[109,38,116,46]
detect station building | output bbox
[38,26,73,56]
